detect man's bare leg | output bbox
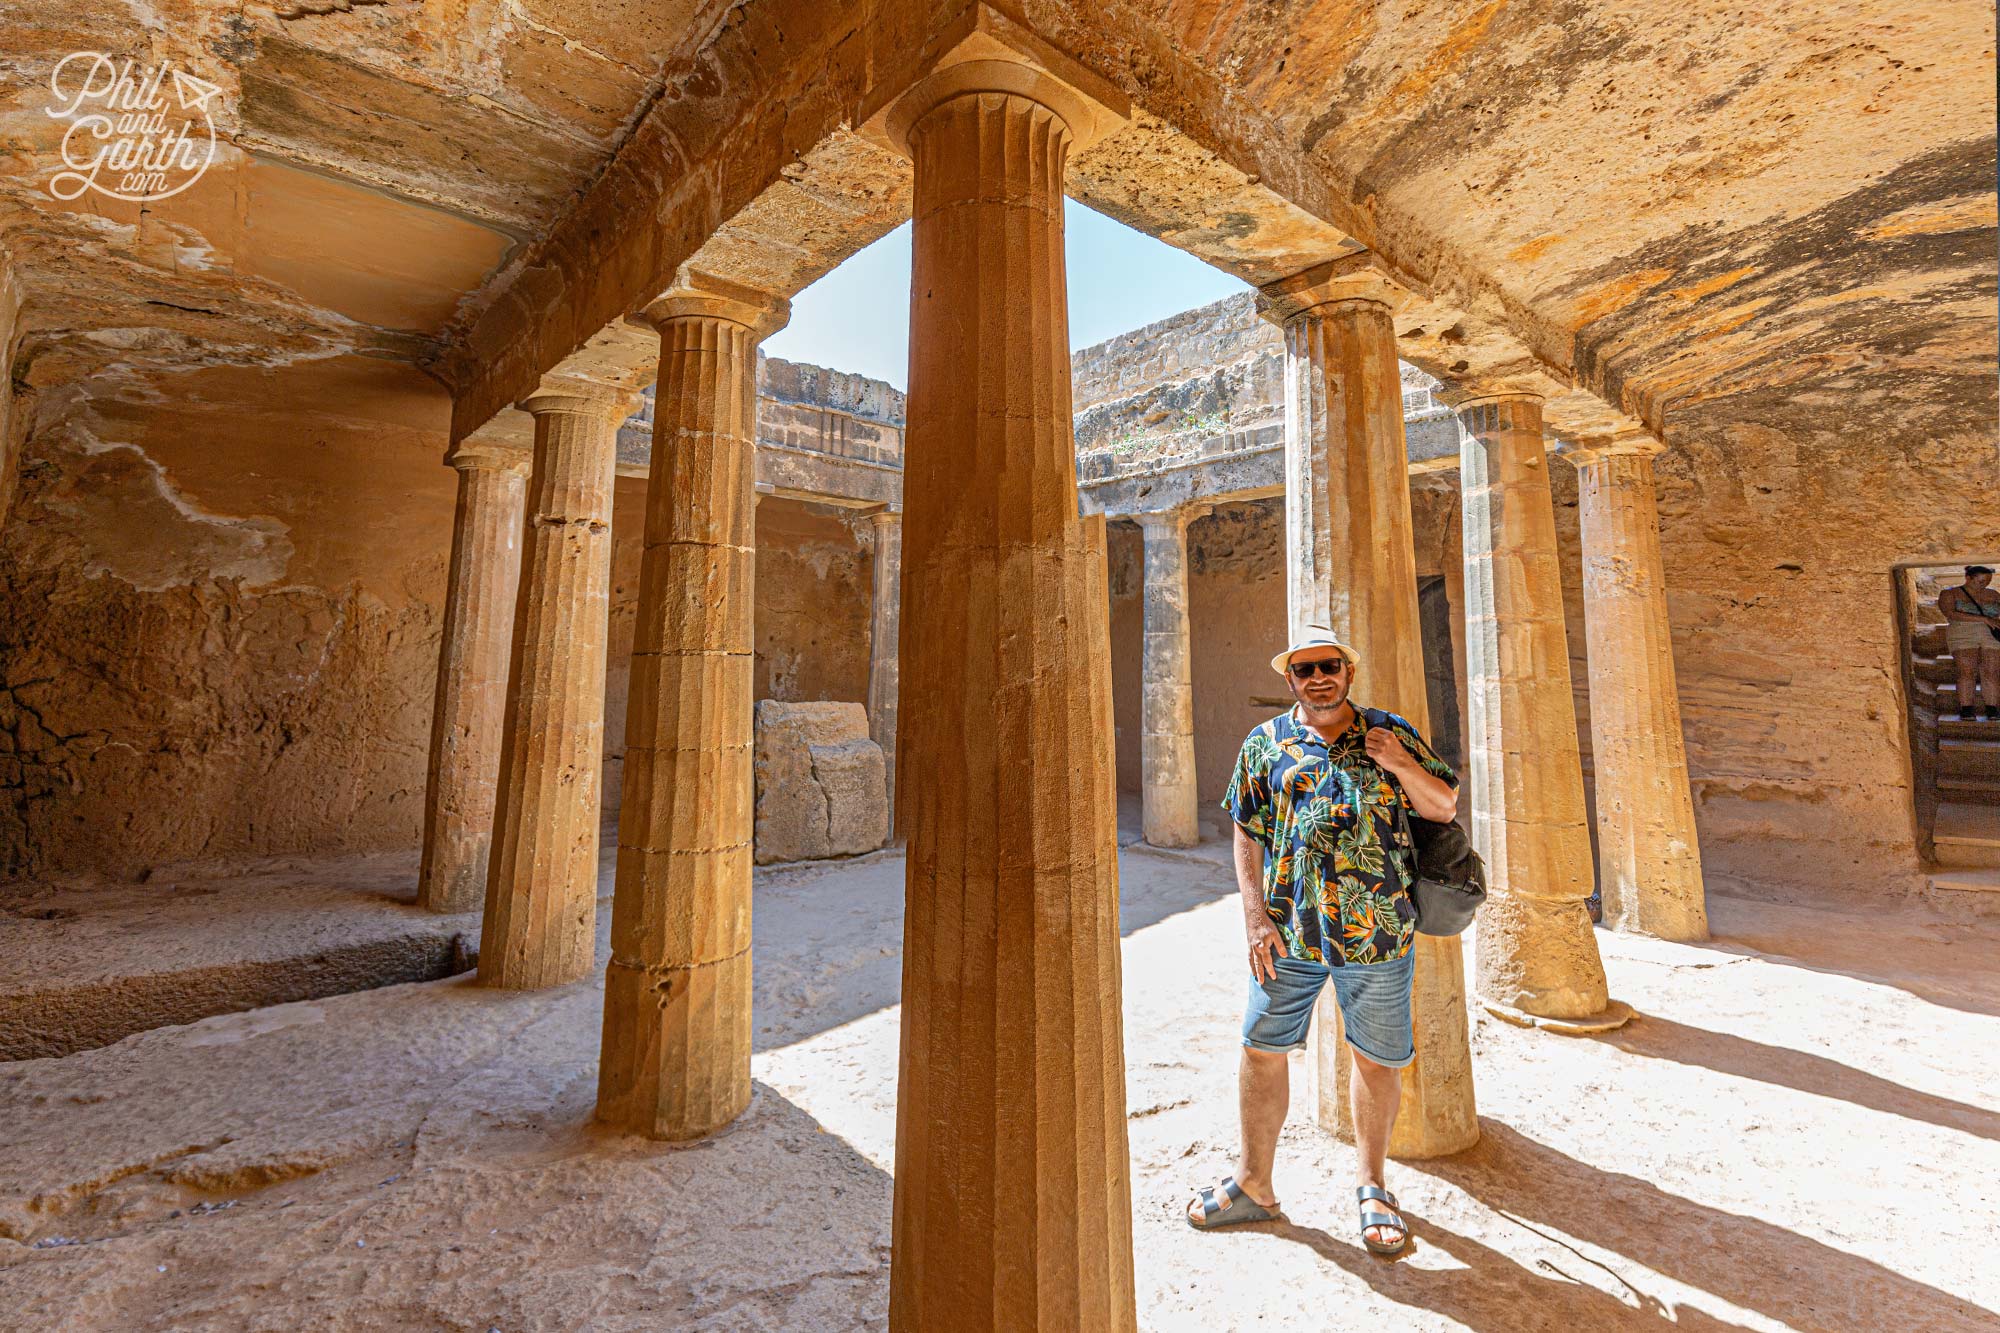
[1956,649,1980,718]
[1349,1045,1406,1247]
[1187,1047,1287,1222]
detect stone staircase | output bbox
[1909,616,2000,875]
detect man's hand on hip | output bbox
[1246,911,1282,983]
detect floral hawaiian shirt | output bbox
[1222,704,1458,967]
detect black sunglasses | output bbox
[1288,658,1347,679]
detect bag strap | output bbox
[1359,707,1422,886]
[1949,587,1997,618]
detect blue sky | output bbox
[761,199,1249,390]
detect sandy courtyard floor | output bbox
[2,829,1997,1332]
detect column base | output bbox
[1482,997,1633,1035]
[597,950,754,1140]
[1603,894,1711,944]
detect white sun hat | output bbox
[1270,628,1360,676]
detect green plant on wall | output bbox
[1092,406,1230,457]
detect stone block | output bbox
[812,738,890,856]
[753,701,888,863]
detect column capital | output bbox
[1437,384,1547,412]
[635,272,790,341]
[859,2,1130,157]
[517,374,640,421]
[445,440,531,476]
[1432,355,1576,409]
[1134,502,1209,535]
[1561,427,1666,466]
[1255,254,1405,326]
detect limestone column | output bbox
[1569,434,1709,940]
[1457,393,1629,1028]
[418,441,530,913]
[866,507,902,835]
[597,286,785,1139]
[1136,507,1200,849]
[1261,264,1478,1158]
[881,53,1135,1333]
[477,378,629,990]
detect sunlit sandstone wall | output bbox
[0,357,883,883]
[1629,416,1995,899]
[0,358,457,882]
[750,496,872,706]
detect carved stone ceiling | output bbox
[1,0,1991,457]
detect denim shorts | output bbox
[1242,951,1416,1068]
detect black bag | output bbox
[1361,709,1488,936]
[1395,804,1488,936]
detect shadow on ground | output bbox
[1594,1011,2000,1141]
[1415,1119,1996,1333]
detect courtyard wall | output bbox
[4,297,1988,901]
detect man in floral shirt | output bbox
[1185,630,1458,1255]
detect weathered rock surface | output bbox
[752,701,887,864]
[0,852,476,1061]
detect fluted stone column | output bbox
[1262,266,1478,1158]
[478,378,629,990]
[883,53,1135,1333]
[1569,434,1709,940]
[418,441,529,913]
[866,508,902,835]
[1137,507,1200,849]
[1457,393,1628,1029]
[597,287,785,1139]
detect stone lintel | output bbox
[1080,432,1459,516]
[636,272,790,341]
[859,2,1131,158]
[756,443,902,508]
[1254,253,1408,327]
[1132,501,1209,532]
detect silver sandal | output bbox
[1186,1176,1281,1230]
[1356,1184,1408,1254]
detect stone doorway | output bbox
[1895,559,2000,869]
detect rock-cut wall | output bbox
[0,358,458,882]
[1,355,885,886]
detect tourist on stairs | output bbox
[1940,565,2000,721]
[1185,629,1458,1257]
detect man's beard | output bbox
[1290,681,1350,718]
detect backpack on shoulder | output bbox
[1360,708,1488,937]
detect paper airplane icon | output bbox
[172,69,222,112]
